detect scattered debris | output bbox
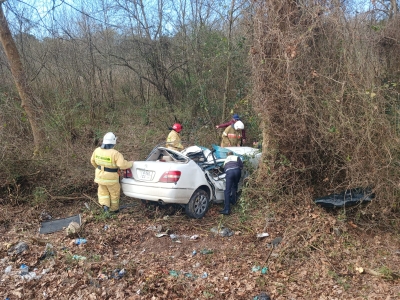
[74,238,87,245]
[251,265,268,274]
[8,241,29,256]
[40,211,52,221]
[155,233,168,238]
[146,225,163,232]
[66,221,81,237]
[254,292,271,300]
[39,214,81,234]
[111,268,126,279]
[251,265,261,272]
[39,243,55,260]
[72,255,87,260]
[184,272,194,278]
[98,273,108,280]
[257,233,269,239]
[200,249,213,254]
[19,264,29,275]
[21,270,41,281]
[210,226,234,237]
[167,269,205,280]
[272,237,282,247]
[314,188,374,208]
[190,235,199,240]
[170,234,181,242]
[4,266,12,274]
[265,237,283,264]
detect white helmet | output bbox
[234,120,244,130]
[103,132,117,144]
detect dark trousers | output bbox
[223,168,241,211]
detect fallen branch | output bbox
[364,268,382,277]
[44,189,83,201]
[356,267,382,277]
[83,193,102,208]
[49,195,82,200]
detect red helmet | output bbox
[172,123,182,133]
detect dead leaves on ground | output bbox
[0,203,399,299]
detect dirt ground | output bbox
[0,195,399,300]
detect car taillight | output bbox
[159,171,181,183]
[124,169,133,178]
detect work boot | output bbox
[110,209,120,214]
[219,210,230,215]
[103,206,110,212]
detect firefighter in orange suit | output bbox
[221,121,244,147]
[91,132,133,213]
[166,123,184,151]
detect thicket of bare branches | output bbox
[251,1,400,215]
[0,0,255,202]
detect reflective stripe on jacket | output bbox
[221,126,242,147]
[217,120,246,139]
[90,147,133,185]
[224,155,243,171]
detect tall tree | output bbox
[0,0,45,156]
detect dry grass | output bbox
[250,1,400,223]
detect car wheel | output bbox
[185,189,210,219]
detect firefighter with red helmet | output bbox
[166,123,184,151]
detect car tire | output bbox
[185,189,210,219]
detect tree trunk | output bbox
[390,0,398,18]
[221,0,236,123]
[0,3,45,156]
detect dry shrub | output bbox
[250,1,400,218]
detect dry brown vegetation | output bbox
[0,193,399,299]
[0,0,400,299]
[251,1,400,218]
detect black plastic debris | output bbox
[314,188,374,208]
[39,214,81,234]
[254,292,271,300]
[271,237,282,247]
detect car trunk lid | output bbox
[131,161,183,183]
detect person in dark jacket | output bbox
[220,151,243,215]
[216,114,246,145]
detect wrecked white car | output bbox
[121,145,261,219]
